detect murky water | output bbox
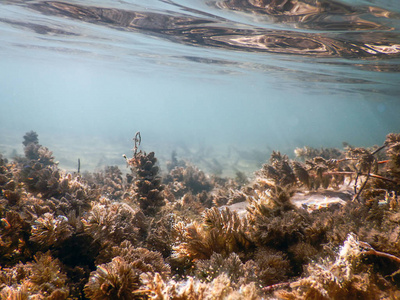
[1,0,400,175]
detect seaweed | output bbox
[0,251,69,299]
[142,272,261,300]
[253,247,291,286]
[169,192,211,218]
[385,133,400,183]
[164,165,213,198]
[125,132,166,217]
[172,206,252,267]
[30,212,74,248]
[82,197,144,246]
[22,130,39,147]
[0,211,32,266]
[274,233,400,299]
[234,170,250,187]
[97,240,170,279]
[144,213,175,257]
[85,165,126,200]
[1,131,400,299]
[84,256,149,300]
[195,252,259,286]
[257,151,297,187]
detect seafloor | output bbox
[1,131,400,299]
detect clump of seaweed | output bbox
[172,206,252,268]
[164,161,213,198]
[234,170,250,187]
[165,150,186,172]
[0,211,32,266]
[96,240,170,279]
[84,256,149,300]
[274,233,400,299]
[28,251,69,298]
[253,247,291,286]
[0,155,21,206]
[84,165,126,201]
[125,132,165,217]
[257,136,399,198]
[144,213,176,257]
[195,252,259,287]
[22,130,39,147]
[167,192,211,219]
[255,150,347,192]
[14,131,60,197]
[143,272,261,299]
[384,133,400,183]
[0,251,69,299]
[248,200,310,248]
[29,212,74,249]
[13,132,97,206]
[210,182,247,207]
[82,197,145,246]
[256,151,297,187]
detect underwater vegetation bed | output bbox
[1,131,400,299]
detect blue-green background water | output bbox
[1,0,400,175]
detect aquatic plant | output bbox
[304,156,347,190]
[10,132,60,199]
[249,205,309,249]
[22,130,39,147]
[28,251,69,298]
[165,150,186,172]
[0,251,69,299]
[0,159,21,206]
[97,240,171,279]
[142,272,261,300]
[255,150,344,196]
[256,151,297,187]
[144,213,175,257]
[256,138,399,200]
[168,192,211,220]
[274,233,400,299]
[84,256,149,300]
[0,211,32,266]
[384,133,400,182]
[234,170,250,187]
[2,131,400,299]
[164,164,213,198]
[82,197,144,245]
[172,206,252,267]
[126,132,166,217]
[0,284,30,300]
[202,206,252,251]
[195,252,259,286]
[254,247,291,286]
[84,165,126,201]
[211,185,247,207]
[15,131,59,196]
[30,212,74,248]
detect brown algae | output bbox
[0,131,400,299]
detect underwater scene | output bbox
[1,0,400,299]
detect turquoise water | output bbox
[1,0,400,174]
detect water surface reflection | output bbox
[7,0,394,61]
